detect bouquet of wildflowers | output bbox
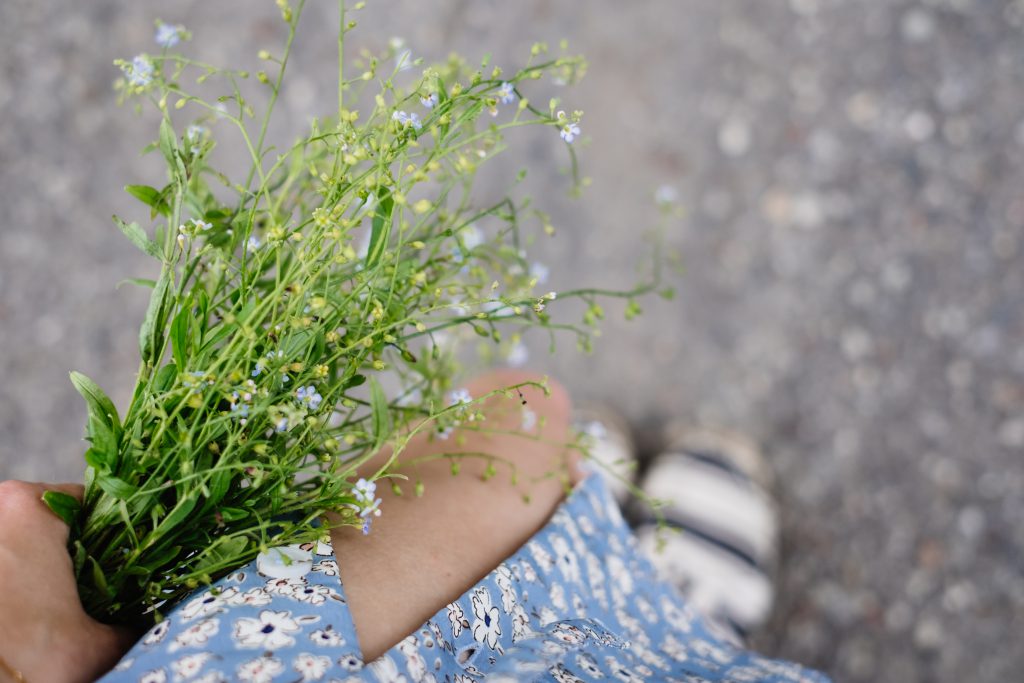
[44,0,668,626]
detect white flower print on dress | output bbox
[366,655,408,683]
[233,609,317,649]
[549,582,568,612]
[632,642,669,671]
[312,559,340,577]
[171,653,213,681]
[551,622,587,645]
[293,652,331,681]
[661,633,690,662]
[226,587,273,608]
[179,587,239,622]
[535,605,559,627]
[575,652,604,678]
[571,592,588,617]
[661,599,694,633]
[603,656,644,683]
[635,596,658,624]
[494,564,517,614]
[577,514,596,537]
[606,555,633,595]
[142,619,170,646]
[527,541,555,572]
[114,658,135,672]
[139,669,167,683]
[192,672,227,683]
[309,625,347,647]
[237,655,284,683]
[470,587,502,650]
[692,637,731,665]
[291,582,343,605]
[446,601,468,638]
[548,664,586,683]
[397,635,429,682]
[265,577,343,605]
[550,535,582,584]
[518,559,539,584]
[168,618,219,653]
[510,603,533,643]
[337,654,363,671]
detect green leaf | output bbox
[124,185,170,217]
[70,371,122,436]
[113,215,159,257]
[95,474,138,500]
[365,188,394,269]
[87,413,118,463]
[369,376,391,453]
[217,507,249,522]
[124,184,160,206]
[42,490,81,528]
[154,362,178,393]
[89,556,114,598]
[116,277,158,290]
[170,305,190,369]
[193,535,248,573]
[152,494,198,538]
[206,469,232,508]
[139,270,172,364]
[83,447,108,471]
[158,118,177,169]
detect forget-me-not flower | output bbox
[125,55,154,88]
[497,82,516,105]
[560,121,581,144]
[155,23,184,48]
[448,388,473,407]
[420,93,439,109]
[296,385,323,411]
[392,110,422,130]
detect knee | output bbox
[463,369,572,426]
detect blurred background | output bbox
[2,0,1023,680]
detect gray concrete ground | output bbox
[2,1,1023,680]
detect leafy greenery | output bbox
[58,0,666,625]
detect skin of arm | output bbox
[0,481,135,683]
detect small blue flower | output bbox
[560,121,581,144]
[251,360,265,377]
[497,82,516,105]
[191,218,212,231]
[352,478,377,505]
[448,388,473,407]
[125,55,154,88]
[391,110,422,130]
[275,417,289,432]
[359,497,382,519]
[296,385,323,411]
[246,236,262,253]
[420,93,438,109]
[155,23,183,49]
[530,262,550,284]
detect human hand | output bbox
[0,481,136,683]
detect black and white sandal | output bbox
[633,426,780,644]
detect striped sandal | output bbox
[633,426,780,644]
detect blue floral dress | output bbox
[99,474,830,683]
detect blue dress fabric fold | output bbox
[100,474,830,683]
